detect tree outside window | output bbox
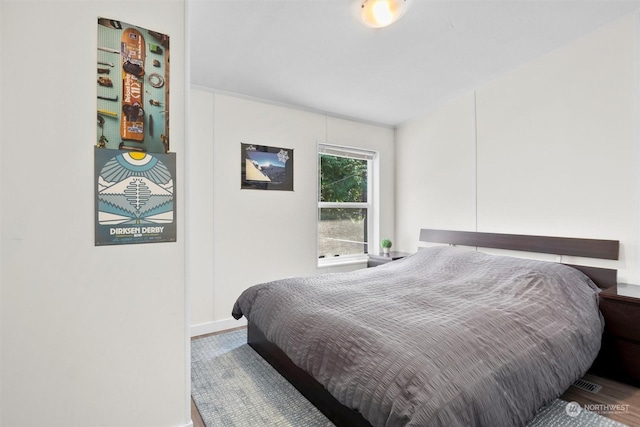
[318,145,375,261]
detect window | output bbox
[318,144,377,265]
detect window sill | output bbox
[317,255,368,268]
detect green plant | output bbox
[381,239,392,249]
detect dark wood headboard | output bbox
[419,229,620,288]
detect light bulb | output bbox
[372,2,393,27]
[359,0,408,29]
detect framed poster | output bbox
[241,143,294,191]
[96,18,170,154]
[95,19,174,245]
[95,148,177,246]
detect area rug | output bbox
[191,329,628,427]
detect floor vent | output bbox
[571,379,602,394]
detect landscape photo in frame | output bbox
[241,143,294,191]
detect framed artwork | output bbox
[95,19,175,245]
[94,148,177,246]
[96,17,170,154]
[241,143,294,191]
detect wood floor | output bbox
[560,373,640,426]
[192,372,640,427]
[191,398,205,427]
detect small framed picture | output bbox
[241,143,294,191]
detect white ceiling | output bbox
[189,0,640,127]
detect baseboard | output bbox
[190,317,247,337]
[180,421,194,427]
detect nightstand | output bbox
[593,283,640,387]
[367,251,412,268]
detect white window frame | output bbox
[317,143,378,267]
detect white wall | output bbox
[395,93,478,249]
[190,90,395,335]
[188,90,215,328]
[396,13,639,283]
[1,2,190,427]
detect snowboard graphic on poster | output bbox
[95,148,176,245]
[97,17,170,153]
[120,27,146,142]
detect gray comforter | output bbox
[232,246,604,427]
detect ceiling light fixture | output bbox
[359,0,409,29]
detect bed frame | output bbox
[247,229,620,427]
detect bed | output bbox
[232,229,619,427]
